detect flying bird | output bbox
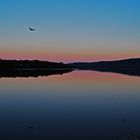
[29,27,36,31]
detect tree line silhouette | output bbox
[0,58,140,77]
[0,59,68,70]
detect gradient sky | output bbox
[0,0,140,62]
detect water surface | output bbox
[0,70,140,140]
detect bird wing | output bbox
[29,27,35,31]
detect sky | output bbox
[0,0,140,62]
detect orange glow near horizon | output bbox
[0,48,140,62]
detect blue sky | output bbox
[0,0,140,62]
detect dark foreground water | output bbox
[0,70,140,140]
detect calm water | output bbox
[0,70,140,140]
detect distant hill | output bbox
[0,59,73,78]
[0,59,69,70]
[67,58,140,76]
[0,58,140,77]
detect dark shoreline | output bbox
[0,58,140,77]
[68,58,140,77]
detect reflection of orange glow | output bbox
[47,70,140,87]
[0,71,140,94]
[3,70,139,88]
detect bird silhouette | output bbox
[29,27,36,31]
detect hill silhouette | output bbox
[0,59,68,70]
[0,58,140,77]
[68,58,140,77]
[0,59,73,78]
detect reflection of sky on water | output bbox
[0,71,140,139]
